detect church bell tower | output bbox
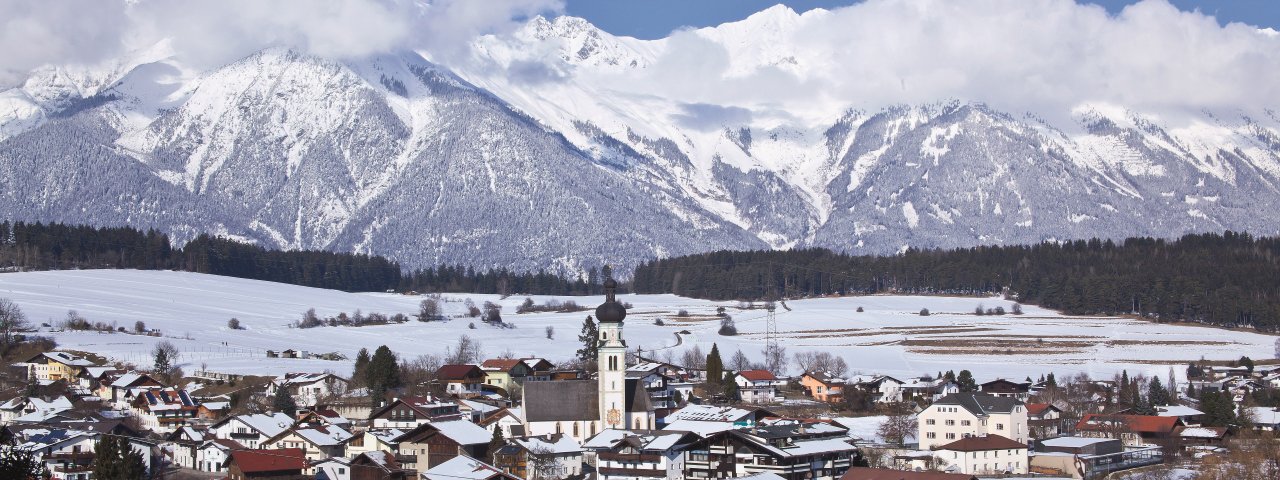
[595,278,628,429]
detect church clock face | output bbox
[606,408,622,427]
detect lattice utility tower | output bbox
[764,301,779,371]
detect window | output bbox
[926,432,936,439]
[573,423,580,437]
[946,433,956,439]
[945,420,955,426]
[961,420,970,426]
[926,419,935,425]
[997,423,1004,430]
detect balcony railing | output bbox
[598,452,661,463]
[598,466,666,477]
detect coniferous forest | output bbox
[632,231,1280,332]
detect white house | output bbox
[195,439,239,473]
[847,375,905,403]
[734,370,785,404]
[507,434,585,479]
[208,412,293,449]
[918,393,1028,450]
[266,373,350,408]
[265,424,355,471]
[583,429,701,480]
[933,434,1028,475]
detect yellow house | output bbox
[26,352,99,382]
[480,358,534,393]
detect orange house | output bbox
[800,372,844,403]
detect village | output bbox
[0,281,1275,480]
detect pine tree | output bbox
[353,348,370,386]
[365,345,401,398]
[722,371,739,400]
[487,428,505,462]
[956,370,977,392]
[1147,376,1170,407]
[706,344,723,386]
[0,445,48,479]
[1200,391,1238,427]
[273,384,298,415]
[91,435,146,480]
[153,348,170,374]
[1046,372,1057,389]
[1119,370,1132,405]
[575,316,599,364]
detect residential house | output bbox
[1031,436,1161,479]
[582,428,700,480]
[932,434,1028,475]
[979,379,1032,402]
[264,424,355,469]
[393,419,493,474]
[683,421,858,480]
[197,439,242,473]
[295,408,352,429]
[166,426,209,469]
[846,375,905,404]
[209,413,294,449]
[97,372,163,407]
[735,370,785,405]
[350,450,409,480]
[492,434,583,479]
[130,388,199,433]
[628,365,679,410]
[1025,403,1065,438]
[479,408,526,438]
[369,396,464,429]
[1154,405,1204,426]
[0,395,74,424]
[313,457,352,480]
[227,448,307,480]
[267,373,350,408]
[437,365,487,398]
[480,358,534,394]
[422,455,521,480]
[801,372,845,403]
[1179,426,1229,447]
[899,377,940,402]
[520,358,556,381]
[344,428,406,457]
[74,366,119,392]
[7,426,100,479]
[1074,414,1183,447]
[917,393,1028,450]
[1249,406,1280,431]
[662,404,770,428]
[25,352,99,382]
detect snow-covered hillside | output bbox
[2,5,1280,274]
[1,270,1271,381]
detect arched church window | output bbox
[573,422,580,437]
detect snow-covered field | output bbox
[0,270,1271,382]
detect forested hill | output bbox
[631,232,1280,332]
[0,222,592,294]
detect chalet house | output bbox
[0,395,74,424]
[349,450,409,480]
[343,428,406,457]
[6,425,100,479]
[393,419,493,474]
[933,434,1028,475]
[25,352,99,382]
[492,434,583,479]
[266,373,350,408]
[1074,414,1183,447]
[661,404,774,432]
[979,379,1032,402]
[97,372,164,407]
[735,370,785,404]
[846,375,905,404]
[313,457,351,480]
[479,408,526,438]
[437,365,486,398]
[917,393,1028,450]
[264,424,355,469]
[422,455,521,480]
[370,396,464,429]
[1025,403,1065,438]
[227,448,307,480]
[582,428,700,480]
[130,388,199,433]
[899,377,940,401]
[196,438,241,473]
[683,421,858,480]
[629,360,692,382]
[74,366,119,391]
[520,358,556,381]
[165,426,209,469]
[456,398,502,423]
[800,372,845,403]
[628,366,679,410]
[209,413,294,449]
[480,358,534,393]
[295,408,352,428]
[841,468,978,480]
[1179,426,1229,447]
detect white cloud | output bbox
[0,0,130,86]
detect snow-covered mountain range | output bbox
[3,6,1279,274]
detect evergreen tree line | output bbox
[632,231,1280,331]
[0,222,604,294]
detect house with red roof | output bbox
[480,358,534,393]
[1075,414,1183,447]
[436,365,486,398]
[1025,403,1064,438]
[369,396,465,429]
[227,448,306,480]
[734,370,784,404]
[933,434,1028,475]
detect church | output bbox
[521,279,656,443]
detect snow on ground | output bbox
[0,270,1272,381]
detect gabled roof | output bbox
[979,379,1031,393]
[665,404,758,423]
[1025,403,1060,417]
[480,358,527,373]
[437,364,486,381]
[511,433,583,455]
[1076,414,1182,434]
[1179,427,1228,439]
[230,448,306,473]
[272,424,354,447]
[212,413,293,438]
[523,380,598,422]
[936,434,1027,452]
[841,467,978,480]
[27,352,98,367]
[395,420,491,446]
[423,455,519,480]
[803,371,845,384]
[370,395,461,421]
[932,393,1023,416]
[276,372,347,386]
[738,370,778,382]
[1155,405,1204,417]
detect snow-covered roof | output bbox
[429,420,492,445]
[292,425,354,447]
[662,420,743,437]
[665,404,754,423]
[234,413,294,438]
[1155,405,1204,417]
[367,428,407,444]
[423,455,508,480]
[829,416,918,444]
[1040,436,1115,448]
[512,434,582,455]
[1180,427,1227,439]
[755,436,857,458]
[1250,407,1280,425]
[458,399,501,416]
[41,352,97,367]
[276,372,345,386]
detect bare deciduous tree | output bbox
[447,335,483,365]
[0,298,32,351]
[730,349,751,371]
[876,404,918,446]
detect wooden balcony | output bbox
[597,452,661,463]
[598,466,666,477]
